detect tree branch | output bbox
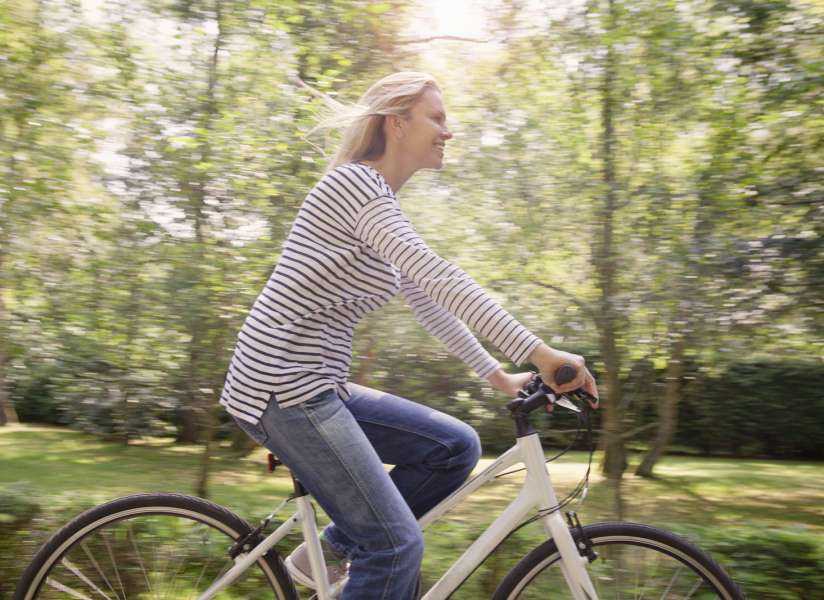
[531,281,597,323]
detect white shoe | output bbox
[284,541,350,590]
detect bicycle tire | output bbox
[14,492,298,600]
[493,521,745,599]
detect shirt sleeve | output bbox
[355,195,543,366]
[399,273,502,378]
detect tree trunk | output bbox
[595,0,627,480]
[192,0,225,497]
[635,333,686,477]
[195,402,219,499]
[635,181,715,476]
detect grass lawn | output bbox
[2,424,823,597]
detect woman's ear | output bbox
[387,114,406,140]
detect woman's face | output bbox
[397,87,453,170]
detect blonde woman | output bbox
[220,71,598,600]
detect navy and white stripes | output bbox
[220,161,542,424]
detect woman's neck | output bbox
[361,153,416,194]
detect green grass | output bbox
[2,424,823,598]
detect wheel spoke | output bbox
[496,524,741,599]
[17,494,307,600]
[60,558,118,600]
[45,577,96,600]
[191,537,220,596]
[102,529,128,600]
[684,579,703,599]
[156,522,191,600]
[81,540,120,600]
[126,521,154,599]
[659,564,682,599]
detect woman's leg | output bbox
[322,383,482,556]
[232,388,423,600]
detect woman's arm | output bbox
[399,273,501,378]
[355,196,541,366]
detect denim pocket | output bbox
[298,388,341,417]
[298,388,338,409]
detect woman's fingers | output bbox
[550,365,599,406]
[553,365,586,393]
[583,368,599,399]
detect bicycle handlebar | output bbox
[508,364,595,415]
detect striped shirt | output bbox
[220,161,543,424]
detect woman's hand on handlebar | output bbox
[528,343,600,403]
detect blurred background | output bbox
[1,0,822,597]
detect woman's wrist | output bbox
[527,342,555,366]
[484,368,506,387]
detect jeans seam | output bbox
[380,547,402,600]
[302,404,403,552]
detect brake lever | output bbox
[568,389,599,411]
[581,390,599,410]
[555,395,581,413]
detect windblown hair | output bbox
[304,71,440,174]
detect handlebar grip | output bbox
[509,364,584,414]
[527,365,579,411]
[554,364,577,386]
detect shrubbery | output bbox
[703,526,824,598]
[674,360,824,459]
[10,354,824,458]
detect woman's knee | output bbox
[396,527,425,564]
[450,424,482,471]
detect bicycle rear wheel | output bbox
[14,492,298,600]
[493,521,744,599]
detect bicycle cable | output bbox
[495,393,596,536]
[494,391,591,479]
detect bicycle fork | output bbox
[520,433,599,600]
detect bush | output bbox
[703,526,824,599]
[0,484,42,598]
[675,360,824,459]
[0,486,99,599]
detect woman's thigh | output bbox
[343,382,482,470]
[233,388,421,552]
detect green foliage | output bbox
[703,527,824,599]
[675,360,824,459]
[0,483,41,598]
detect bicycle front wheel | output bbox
[493,521,744,599]
[14,492,298,600]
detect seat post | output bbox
[291,472,309,497]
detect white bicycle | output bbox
[15,366,745,599]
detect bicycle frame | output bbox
[196,431,598,600]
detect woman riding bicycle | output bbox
[219,71,599,600]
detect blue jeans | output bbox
[231,382,482,600]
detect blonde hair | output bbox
[302,72,441,174]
